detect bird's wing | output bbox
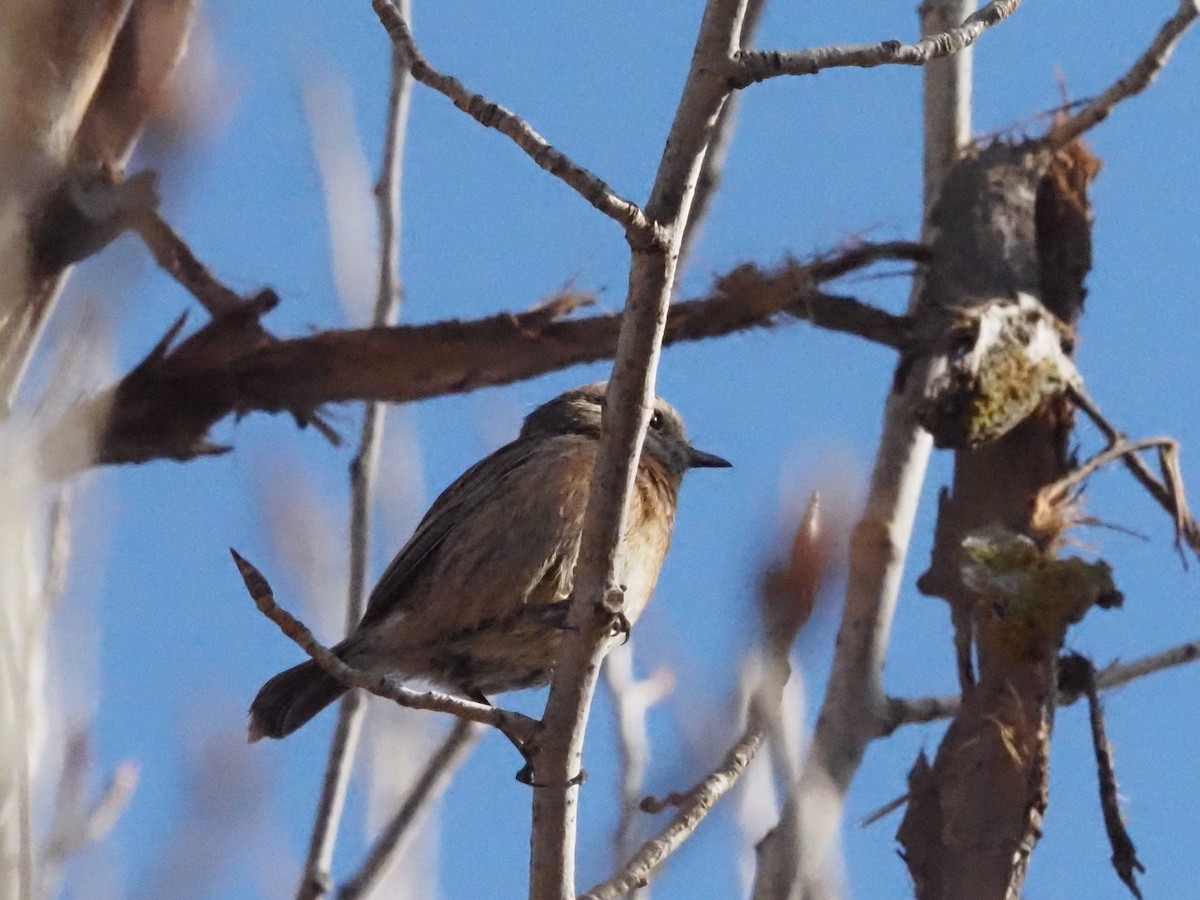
[356,437,544,629]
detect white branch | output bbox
[732,0,1019,86]
[528,2,749,897]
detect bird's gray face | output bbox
[521,382,730,477]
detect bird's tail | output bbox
[248,658,349,742]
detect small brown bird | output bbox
[248,382,730,741]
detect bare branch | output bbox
[369,0,656,242]
[884,638,1200,732]
[336,719,482,900]
[677,0,767,274]
[132,206,248,317]
[528,3,753,894]
[753,4,975,894]
[298,32,414,900]
[731,0,1020,87]
[586,495,823,898]
[1070,389,1200,561]
[1094,640,1200,690]
[48,241,921,476]
[1038,435,1181,506]
[1046,0,1200,147]
[229,550,540,747]
[1059,654,1145,899]
[583,725,767,900]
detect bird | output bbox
[247,381,730,742]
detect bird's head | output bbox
[521,382,731,477]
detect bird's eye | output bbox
[649,411,664,430]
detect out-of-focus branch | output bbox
[230,550,540,747]
[731,0,1019,87]
[298,31,414,900]
[1045,0,1200,148]
[45,241,922,477]
[752,3,974,894]
[586,495,823,899]
[603,643,674,873]
[369,0,655,242]
[39,734,138,899]
[336,719,482,900]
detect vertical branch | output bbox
[676,0,767,274]
[752,3,975,897]
[528,2,748,898]
[296,27,413,900]
[604,6,761,871]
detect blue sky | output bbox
[39,1,1200,897]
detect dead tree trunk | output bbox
[896,137,1105,898]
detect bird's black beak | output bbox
[686,445,732,469]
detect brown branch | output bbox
[369,0,656,243]
[1046,0,1200,148]
[1060,654,1145,899]
[229,550,540,748]
[132,206,247,317]
[1037,435,1180,507]
[1070,389,1200,561]
[45,241,920,476]
[731,0,1020,87]
[336,719,482,900]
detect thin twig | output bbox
[583,724,768,900]
[297,30,414,900]
[1046,0,1200,147]
[588,495,823,899]
[676,0,767,275]
[230,550,540,746]
[336,719,483,900]
[732,0,1020,87]
[1070,388,1200,561]
[859,791,910,828]
[883,637,1200,732]
[370,0,656,242]
[1039,436,1180,506]
[1065,654,1145,899]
